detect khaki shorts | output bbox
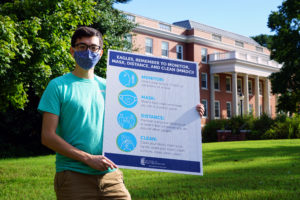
[54,169,131,200]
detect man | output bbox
[38,26,204,200]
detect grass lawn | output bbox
[0,139,299,200]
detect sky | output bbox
[114,0,284,38]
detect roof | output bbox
[173,20,260,46]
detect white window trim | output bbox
[176,45,183,60]
[201,48,207,63]
[259,82,263,96]
[201,73,208,89]
[159,23,171,32]
[214,75,220,91]
[145,38,153,55]
[215,100,220,119]
[201,99,208,118]
[212,34,222,41]
[237,78,243,94]
[248,80,253,96]
[161,41,169,58]
[226,101,232,119]
[226,76,232,93]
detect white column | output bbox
[255,76,260,117]
[210,73,215,119]
[264,79,270,116]
[232,72,238,116]
[244,74,249,115]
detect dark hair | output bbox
[71,26,103,49]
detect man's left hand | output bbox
[196,103,205,117]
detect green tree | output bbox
[251,34,273,49]
[0,0,134,112]
[267,0,300,114]
[0,0,135,157]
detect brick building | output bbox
[123,12,282,125]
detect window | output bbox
[201,73,207,89]
[226,77,231,92]
[249,104,254,114]
[124,34,132,50]
[212,34,222,41]
[259,82,263,95]
[201,99,208,118]
[145,38,153,54]
[176,45,183,59]
[226,102,231,118]
[248,80,253,95]
[201,48,207,63]
[159,23,171,31]
[260,105,263,115]
[125,14,135,22]
[237,78,242,93]
[215,101,220,118]
[214,75,220,90]
[235,41,244,47]
[256,46,263,52]
[161,41,169,57]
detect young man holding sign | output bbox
[38,26,204,199]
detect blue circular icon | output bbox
[117,132,137,152]
[117,110,137,130]
[119,70,138,88]
[118,90,138,108]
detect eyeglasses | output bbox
[74,43,101,52]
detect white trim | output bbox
[201,73,208,89]
[201,48,208,63]
[214,74,220,91]
[145,37,153,55]
[176,44,183,60]
[237,78,242,93]
[226,76,232,92]
[226,101,232,118]
[161,41,169,57]
[201,99,208,118]
[248,80,253,95]
[134,25,271,59]
[214,100,220,119]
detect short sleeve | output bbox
[95,76,106,99]
[37,80,61,116]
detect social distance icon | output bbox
[117,110,137,130]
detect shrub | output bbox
[202,119,228,142]
[263,114,300,139]
[248,113,274,140]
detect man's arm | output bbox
[41,112,117,171]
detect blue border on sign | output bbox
[109,50,197,77]
[105,153,201,173]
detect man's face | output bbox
[70,36,103,57]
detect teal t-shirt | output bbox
[38,73,114,175]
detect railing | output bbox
[209,51,282,68]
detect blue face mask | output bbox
[74,50,101,70]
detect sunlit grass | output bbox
[1,139,299,200]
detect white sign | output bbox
[103,50,203,175]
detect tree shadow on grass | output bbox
[203,145,300,165]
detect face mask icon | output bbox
[118,90,138,108]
